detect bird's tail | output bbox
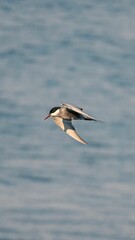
[84,117,104,123]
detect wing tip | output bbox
[96,119,104,123]
[79,139,88,145]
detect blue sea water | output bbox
[0,0,135,239]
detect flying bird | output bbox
[44,103,103,144]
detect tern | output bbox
[44,103,103,144]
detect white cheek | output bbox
[51,109,60,116]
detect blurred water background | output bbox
[0,0,135,239]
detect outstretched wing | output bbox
[53,117,87,144]
[60,102,83,111]
[60,103,100,121]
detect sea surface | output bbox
[0,0,135,239]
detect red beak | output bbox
[44,114,50,120]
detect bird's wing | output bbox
[53,117,87,144]
[60,103,98,121]
[60,103,83,111]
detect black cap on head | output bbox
[49,107,60,114]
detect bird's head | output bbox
[44,107,60,120]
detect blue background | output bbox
[0,0,135,239]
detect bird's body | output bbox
[44,103,103,144]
